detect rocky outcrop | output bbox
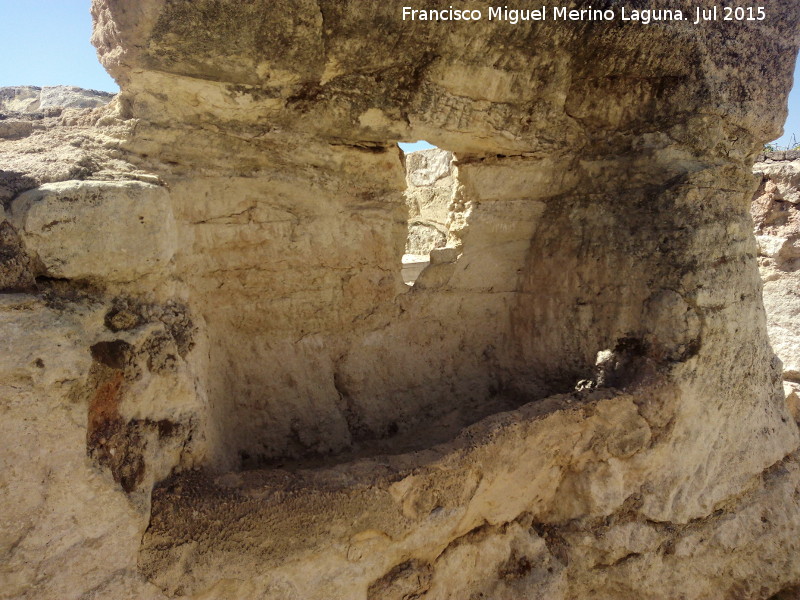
[0,85,114,114]
[0,86,116,148]
[404,148,454,256]
[753,153,800,420]
[0,91,202,600]
[401,147,456,284]
[10,180,175,283]
[1,1,800,598]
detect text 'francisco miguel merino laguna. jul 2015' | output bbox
[401,5,767,25]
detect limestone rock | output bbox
[753,155,800,381]
[404,148,455,256]
[0,94,148,207]
[756,159,800,204]
[10,180,176,284]
[0,1,799,599]
[0,294,202,600]
[0,120,34,140]
[39,85,115,110]
[0,85,114,113]
[0,86,41,113]
[0,220,36,291]
[406,148,453,187]
[405,222,446,256]
[785,382,800,422]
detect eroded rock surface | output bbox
[0,85,114,113]
[1,1,800,598]
[753,151,800,421]
[404,148,454,255]
[402,148,457,283]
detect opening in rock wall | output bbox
[400,143,455,285]
[185,128,657,474]
[141,126,686,597]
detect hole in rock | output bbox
[400,142,456,285]
[188,132,647,474]
[398,140,437,153]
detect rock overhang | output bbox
[1,1,800,598]
[92,0,800,156]
[87,2,800,594]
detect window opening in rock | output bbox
[400,142,457,285]
[398,140,437,153]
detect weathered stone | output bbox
[406,148,453,187]
[0,1,798,599]
[756,160,800,204]
[404,148,455,256]
[429,246,458,265]
[0,295,202,600]
[10,180,176,284]
[0,85,114,113]
[0,220,36,291]
[0,120,34,140]
[405,221,446,255]
[753,154,800,382]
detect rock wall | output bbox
[404,148,455,256]
[401,147,457,284]
[1,1,800,598]
[0,97,206,599]
[0,86,114,113]
[753,151,800,421]
[0,86,114,143]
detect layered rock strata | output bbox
[0,85,114,113]
[0,0,799,598]
[0,95,205,599]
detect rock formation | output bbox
[2,0,800,598]
[404,148,454,255]
[0,86,114,114]
[753,151,800,424]
[402,147,455,283]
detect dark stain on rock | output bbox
[85,336,190,493]
[498,551,534,580]
[86,367,146,493]
[140,331,179,374]
[86,341,144,493]
[103,297,196,358]
[0,170,38,208]
[532,523,570,567]
[0,221,37,293]
[90,339,133,370]
[156,419,177,439]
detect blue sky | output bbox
[0,0,117,93]
[778,61,800,149]
[0,0,797,151]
